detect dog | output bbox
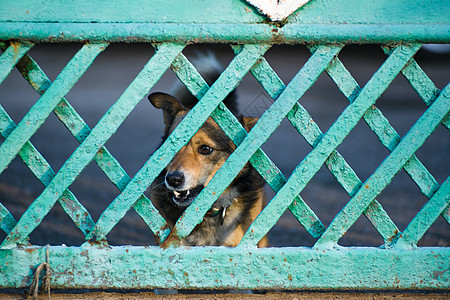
[148,89,267,247]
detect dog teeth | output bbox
[185,190,190,196]
[173,191,181,198]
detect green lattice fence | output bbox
[0,0,449,292]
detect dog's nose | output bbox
[166,171,185,189]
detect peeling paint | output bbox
[1,246,449,290]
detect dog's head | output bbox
[149,92,257,208]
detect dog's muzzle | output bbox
[169,186,203,207]
[165,171,205,207]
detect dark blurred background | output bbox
[0,43,448,247]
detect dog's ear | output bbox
[148,92,186,129]
[239,116,259,132]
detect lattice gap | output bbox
[377,169,432,230]
[108,209,157,246]
[237,73,314,178]
[104,100,162,177]
[27,43,80,82]
[236,70,272,118]
[334,118,390,182]
[260,44,310,85]
[300,68,351,133]
[260,118,312,177]
[376,74,430,137]
[415,124,450,184]
[28,202,85,246]
[0,168,37,241]
[69,162,121,222]
[267,207,316,247]
[29,112,80,172]
[338,214,385,247]
[0,63,39,123]
[300,164,351,227]
[181,44,235,69]
[414,46,450,89]
[337,45,386,87]
[66,43,157,129]
[0,154,45,200]
[418,216,449,247]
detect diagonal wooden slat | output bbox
[0,45,103,237]
[232,45,326,237]
[170,45,342,244]
[324,45,450,238]
[170,51,325,238]
[327,47,445,230]
[239,44,421,247]
[387,50,449,225]
[391,50,440,107]
[1,43,182,248]
[383,46,449,130]
[0,43,105,243]
[323,46,443,233]
[375,46,441,197]
[315,83,449,248]
[0,42,446,250]
[322,48,440,241]
[0,41,33,85]
[241,44,398,242]
[442,205,450,224]
[394,177,450,249]
[0,203,16,237]
[0,108,19,234]
[86,43,271,243]
[0,43,107,174]
[9,48,167,237]
[0,105,95,237]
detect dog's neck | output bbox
[205,206,227,225]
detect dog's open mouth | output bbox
[170,186,203,207]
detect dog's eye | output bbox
[198,145,213,155]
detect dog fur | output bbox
[148,92,267,247]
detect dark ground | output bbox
[0,43,448,248]
[2,290,450,300]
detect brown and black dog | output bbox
[148,92,267,247]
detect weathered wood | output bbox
[0,246,448,290]
[0,0,448,292]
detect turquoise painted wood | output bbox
[0,0,449,292]
[240,44,422,247]
[1,246,449,290]
[0,0,449,43]
[172,45,342,243]
[86,43,270,243]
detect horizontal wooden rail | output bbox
[0,246,448,290]
[0,23,449,44]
